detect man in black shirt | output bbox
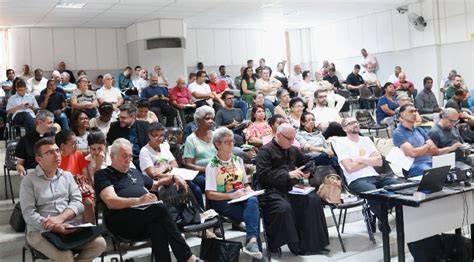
[323,67,342,89]
[346,64,368,108]
[39,79,67,130]
[15,110,56,176]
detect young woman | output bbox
[241,66,257,105]
[245,105,272,147]
[71,109,90,155]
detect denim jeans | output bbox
[54,112,69,130]
[192,173,205,192]
[209,196,261,242]
[188,181,204,208]
[263,98,275,115]
[13,112,35,131]
[233,99,248,118]
[408,161,432,177]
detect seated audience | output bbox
[140,74,177,127]
[241,66,257,105]
[445,74,467,101]
[247,92,273,120]
[393,95,422,124]
[15,110,55,176]
[107,104,149,169]
[315,72,346,113]
[256,123,329,255]
[132,68,148,94]
[39,79,67,130]
[205,127,262,259]
[20,137,106,261]
[89,102,115,135]
[287,97,305,129]
[56,130,95,224]
[288,64,302,94]
[234,67,245,93]
[415,76,441,114]
[215,90,246,132]
[323,67,342,89]
[262,114,300,147]
[274,89,291,117]
[57,61,76,83]
[71,76,98,118]
[60,72,77,95]
[169,76,196,125]
[6,79,39,131]
[245,105,272,147]
[154,65,169,88]
[94,139,198,262]
[297,112,341,174]
[183,106,216,192]
[362,63,381,90]
[2,68,15,94]
[96,74,124,111]
[256,58,272,78]
[375,82,397,127]
[428,108,470,165]
[345,64,366,97]
[332,117,399,232]
[208,71,228,94]
[19,64,33,82]
[394,72,415,98]
[299,70,317,100]
[273,61,288,89]
[255,68,282,104]
[189,70,223,112]
[115,66,133,91]
[136,99,159,123]
[91,75,103,91]
[86,129,108,181]
[387,66,402,83]
[446,89,474,124]
[27,68,48,96]
[71,109,90,155]
[311,89,342,132]
[393,104,439,177]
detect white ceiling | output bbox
[0,0,419,29]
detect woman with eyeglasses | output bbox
[55,129,95,224]
[205,127,262,259]
[288,97,305,129]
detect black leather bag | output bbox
[41,226,103,251]
[158,185,201,228]
[9,202,25,232]
[199,238,242,262]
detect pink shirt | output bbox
[169,86,192,105]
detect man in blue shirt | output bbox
[115,66,134,91]
[393,104,439,177]
[2,68,15,95]
[6,79,38,131]
[140,75,177,127]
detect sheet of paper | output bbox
[170,168,199,180]
[228,190,265,204]
[65,223,95,229]
[131,200,163,210]
[386,147,414,171]
[432,152,455,169]
[288,186,316,195]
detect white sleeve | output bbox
[139,147,154,174]
[205,163,218,191]
[96,89,103,100]
[333,138,350,161]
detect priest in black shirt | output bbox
[255,123,329,255]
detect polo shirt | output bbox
[428,123,465,162]
[393,124,432,167]
[375,96,397,123]
[15,129,56,169]
[323,75,342,89]
[208,80,228,94]
[140,85,169,107]
[39,88,66,111]
[346,73,364,86]
[6,93,38,119]
[169,86,192,105]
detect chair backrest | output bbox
[355,110,376,127]
[5,140,18,170]
[359,86,373,99]
[337,89,351,98]
[166,127,183,145]
[373,85,383,97]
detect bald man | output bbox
[170,76,196,126]
[394,72,415,98]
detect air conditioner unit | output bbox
[146,37,185,49]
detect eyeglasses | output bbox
[39,148,60,157]
[448,118,459,123]
[317,95,327,98]
[343,120,359,127]
[221,139,235,145]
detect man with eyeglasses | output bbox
[20,137,106,261]
[428,108,470,165]
[393,104,439,177]
[16,110,56,177]
[256,123,329,256]
[333,117,399,233]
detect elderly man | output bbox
[6,79,39,131]
[288,64,303,94]
[15,110,56,176]
[256,123,329,255]
[60,72,77,95]
[393,104,439,177]
[27,68,48,96]
[96,73,124,111]
[333,117,399,232]
[39,79,68,130]
[169,76,196,126]
[20,137,106,261]
[360,48,379,72]
[57,61,75,83]
[394,72,416,98]
[107,104,149,169]
[428,108,469,165]
[415,76,441,114]
[255,68,282,103]
[71,76,98,118]
[140,74,177,127]
[95,138,197,262]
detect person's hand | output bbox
[289,168,305,179]
[93,150,105,167]
[450,142,463,151]
[16,165,27,177]
[427,144,439,156]
[246,149,257,159]
[228,119,238,129]
[178,104,186,110]
[174,175,188,192]
[42,215,64,231]
[230,189,247,199]
[139,193,157,204]
[45,88,54,96]
[53,224,77,235]
[324,148,335,157]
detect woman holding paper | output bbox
[205,127,263,259]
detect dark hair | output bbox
[97,75,103,80]
[55,129,75,148]
[188,72,196,80]
[149,121,166,134]
[423,77,433,85]
[197,62,204,68]
[6,69,14,75]
[119,103,137,116]
[221,90,234,100]
[328,67,336,73]
[34,137,56,156]
[71,109,89,136]
[299,112,315,131]
[137,99,150,109]
[77,70,86,76]
[242,67,256,83]
[259,58,266,62]
[399,103,414,114]
[15,79,26,89]
[289,97,304,109]
[247,59,253,64]
[255,68,263,74]
[218,65,225,71]
[87,128,107,145]
[455,74,462,78]
[196,70,206,78]
[354,64,361,70]
[302,70,310,79]
[454,89,465,97]
[124,66,132,71]
[268,114,285,126]
[251,105,265,122]
[134,66,142,70]
[34,68,43,74]
[383,82,393,90]
[314,89,327,98]
[98,102,114,115]
[46,79,56,87]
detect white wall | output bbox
[185,28,286,78]
[7,27,128,80]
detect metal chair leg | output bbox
[330,207,346,252]
[3,166,7,199]
[341,209,348,233]
[7,169,14,203]
[22,246,26,262]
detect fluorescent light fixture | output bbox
[55,3,86,9]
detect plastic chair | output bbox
[4,140,18,203]
[355,110,390,138]
[5,114,22,142]
[338,89,359,116]
[359,86,378,114]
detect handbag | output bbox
[317,174,342,204]
[158,185,201,228]
[9,202,26,232]
[199,238,242,262]
[41,226,103,251]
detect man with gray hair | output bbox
[60,72,77,95]
[428,108,469,165]
[15,110,56,176]
[256,123,329,255]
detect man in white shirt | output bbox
[333,117,399,232]
[255,68,282,102]
[132,68,148,95]
[360,48,379,73]
[387,66,402,84]
[96,73,124,111]
[362,63,381,89]
[288,64,302,93]
[27,68,48,96]
[311,89,342,132]
[188,70,223,111]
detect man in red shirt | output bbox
[394,72,416,98]
[169,76,196,125]
[208,71,247,116]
